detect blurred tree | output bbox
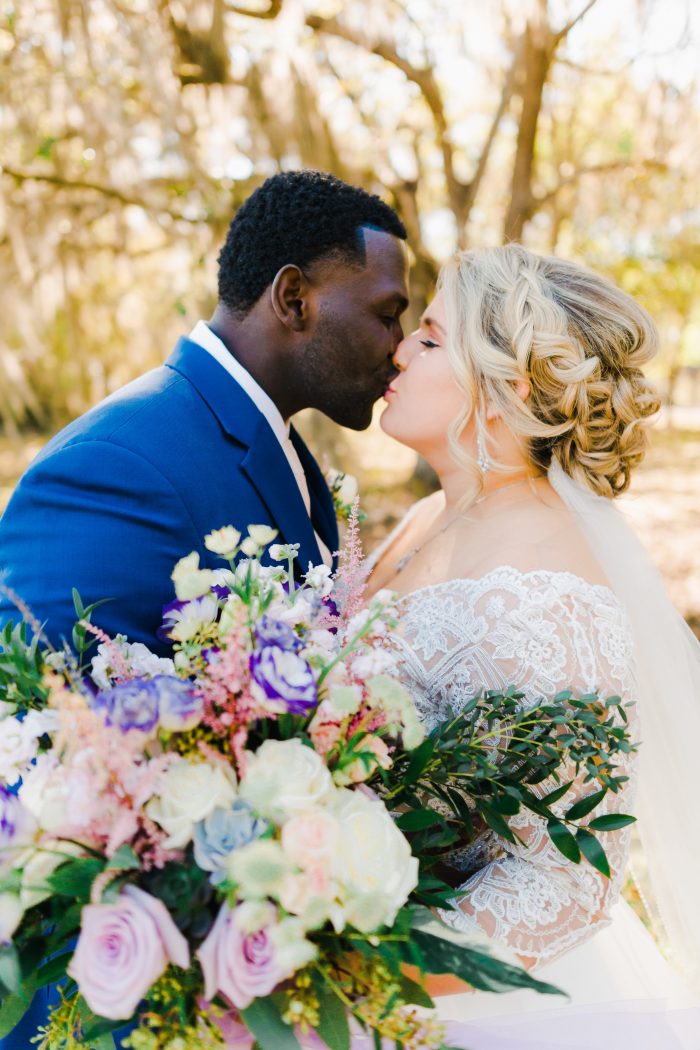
[0,0,698,438]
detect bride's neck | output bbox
[434,455,538,512]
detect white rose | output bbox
[330,789,418,932]
[204,526,241,558]
[21,840,85,908]
[0,893,23,942]
[239,740,334,823]
[145,758,237,849]
[0,717,37,785]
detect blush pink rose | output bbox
[197,903,284,1010]
[281,810,339,869]
[68,885,189,1019]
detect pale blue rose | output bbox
[192,800,268,884]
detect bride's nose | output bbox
[393,331,420,371]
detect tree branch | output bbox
[1,166,210,223]
[223,0,282,18]
[554,0,600,45]
[534,158,667,209]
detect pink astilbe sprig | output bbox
[79,621,133,683]
[331,497,368,622]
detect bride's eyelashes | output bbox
[420,339,440,349]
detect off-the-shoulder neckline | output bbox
[395,565,622,610]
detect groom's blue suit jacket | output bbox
[0,337,339,1047]
[0,336,339,654]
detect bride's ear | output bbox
[485,380,529,421]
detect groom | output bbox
[0,171,409,655]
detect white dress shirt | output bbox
[188,321,332,567]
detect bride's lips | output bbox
[383,383,398,400]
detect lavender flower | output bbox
[157,593,219,642]
[249,646,317,715]
[152,676,204,732]
[92,679,161,733]
[254,615,302,653]
[193,801,268,884]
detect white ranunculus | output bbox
[145,758,237,849]
[247,525,278,549]
[330,789,418,932]
[171,552,217,601]
[0,893,23,942]
[204,526,241,558]
[239,740,334,824]
[21,840,85,908]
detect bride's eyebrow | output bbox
[420,314,446,335]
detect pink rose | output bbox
[68,885,189,1019]
[197,903,284,1010]
[281,810,339,869]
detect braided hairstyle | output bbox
[217,170,407,316]
[440,244,661,498]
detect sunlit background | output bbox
[1,0,698,637]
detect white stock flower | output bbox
[304,564,334,597]
[0,717,38,785]
[335,473,358,506]
[145,758,237,849]
[330,789,418,932]
[171,552,217,601]
[204,526,242,558]
[239,739,334,823]
[0,893,23,942]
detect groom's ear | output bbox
[269,265,312,332]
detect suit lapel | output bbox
[290,427,340,559]
[241,416,323,568]
[166,339,324,568]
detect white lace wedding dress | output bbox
[386,564,699,1049]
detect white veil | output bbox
[548,457,700,992]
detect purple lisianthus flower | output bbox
[151,676,204,732]
[92,679,161,733]
[249,646,317,715]
[157,592,219,641]
[193,800,268,884]
[254,615,302,653]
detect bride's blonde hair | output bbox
[440,244,661,498]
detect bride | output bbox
[366,244,700,1049]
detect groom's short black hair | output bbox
[217,170,407,316]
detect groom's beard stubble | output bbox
[299,323,387,431]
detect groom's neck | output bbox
[207,305,302,420]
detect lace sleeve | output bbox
[395,569,639,969]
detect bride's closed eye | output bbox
[420,339,440,349]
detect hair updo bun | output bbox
[440,243,661,497]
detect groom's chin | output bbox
[325,401,375,431]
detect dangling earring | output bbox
[476,430,489,476]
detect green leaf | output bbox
[588,813,636,832]
[0,943,21,994]
[0,976,38,1039]
[106,844,140,871]
[312,974,351,1050]
[398,972,434,1009]
[36,951,72,989]
[564,789,607,822]
[547,820,581,863]
[46,857,105,901]
[394,809,445,832]
[576,828,611,878]
[241,998,303,1050]
[403,738,434,785]
[540,780,573,806]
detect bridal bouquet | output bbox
[0,514,635,1050]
